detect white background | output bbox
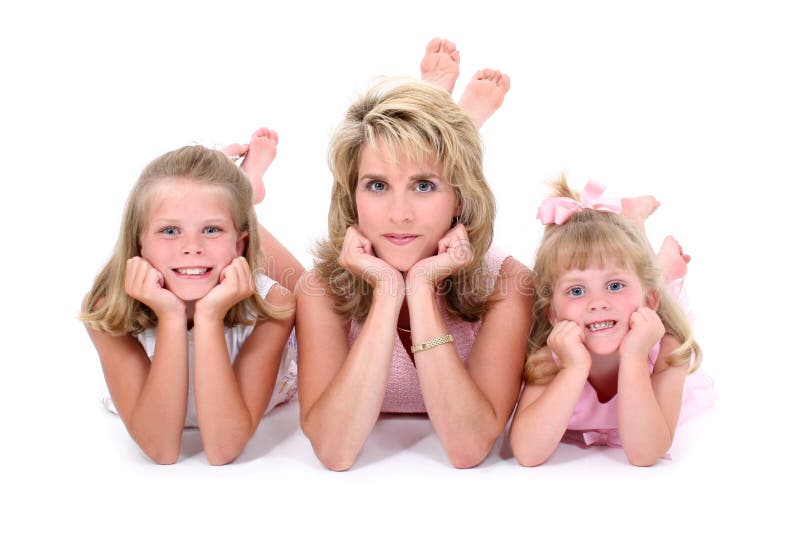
[1,1,798,531]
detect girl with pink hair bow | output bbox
[510,178,715,466]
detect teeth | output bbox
[176,268,209,275]
[588,321,616,332]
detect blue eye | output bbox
[367,180,386,192]
[203,226,221,235]
[607,281,624,292]
[568,287,585,297]
[416,181,435,192]
[160,226,179,236]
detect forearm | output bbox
[509,368,589,467]
[192,317,254,466]
[128,316,188,464]
[408,287,501,467]
[617,358,672,466]
[302,294,401,470]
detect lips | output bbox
[586,320,616,332]
[383,234,419,246]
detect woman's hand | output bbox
[405,223,474,290]
[125,256,185,318]
[547,320,592,373]
[338,226,403,295]
[195,257,254,321]
[619,307,665,362]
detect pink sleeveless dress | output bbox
[348,247,509,413]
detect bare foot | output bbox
[240,127,278,204]
[458,69,510,128]
[220,143,249,159]
[621,195,660,233]
[420,38,460,93]
[657,235,691,282]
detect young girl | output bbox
[81,143,297,465]
[509,179,714,467]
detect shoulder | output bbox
[264,281,295,308]
[490,256,534,301]
[653,333,687,375]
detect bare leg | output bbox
[621,195,660,235]
[259,225,305,292]
[420,38,460,94]
[240,127,278,205]
[657,235,690,282]
[220,143,249,158]
[458,69,511,128]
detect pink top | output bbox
[562,340,716,452]
[348,247,509,413]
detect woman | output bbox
[296,80,532,470]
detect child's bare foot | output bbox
[621,195,660,233]
[240,127,278,204]
[458,69,511,128]
[420,38,460,94]
[657,235,691,282]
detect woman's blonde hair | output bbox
[81,145,290,335]
[313,79,497,323]
[524,178,701,384]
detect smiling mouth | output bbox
[587,320,616,332]
[174,267,211,275]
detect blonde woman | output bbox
[296,80,533,470]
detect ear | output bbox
[236,231,249,257]
[645,288,660,310]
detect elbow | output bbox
[625,451,661,467]
[205,446,242,466]
[446,438,494,469]
[143,445,180,465]
[513,450,549,468]
[301,419,358,471]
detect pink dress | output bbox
[348,247,509,413]
[562,342,716,453]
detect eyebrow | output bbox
[358,172,443,182]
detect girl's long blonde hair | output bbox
[81,145,290,335]
[314,79,497,323]
[524,178,701,385]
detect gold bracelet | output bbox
[411,334,454,354]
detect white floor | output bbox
[3,1,798,531]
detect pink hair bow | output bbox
[537,180,622,225]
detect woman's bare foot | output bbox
[420,38,460,94]
[621,195,660,234]
[657,235,691,282]
[240,127,278,204]
[458,69,510,128]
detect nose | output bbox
[588,294,609,311]
[181,237,203,255]
[388,192,413,224]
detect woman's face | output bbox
[354,139,460,273]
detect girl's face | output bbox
[550,262,656,356]
[139,178,247,302]
[354,139,460,273]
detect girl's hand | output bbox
[125,257,185,318]
[620,307,665,362]
[547,320,592,372]
[406,223,474,289]
[195,257,254,321]
[338,226,403,295]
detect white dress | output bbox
[103,274,297,427]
